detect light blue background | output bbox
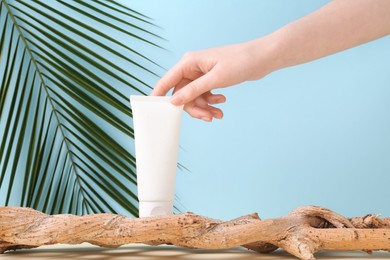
[126,0,390,219]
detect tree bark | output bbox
[1,206,389,260]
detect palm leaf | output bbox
[0,0,163,216]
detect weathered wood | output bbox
[1,206,389,260]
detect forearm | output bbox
[254,0,390,75]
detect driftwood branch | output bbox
[1,206,390,260]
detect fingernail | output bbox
[201,117,212,122]
[170,93,183,105]
[218,97,226,103]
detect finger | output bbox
[170,70,219,105]
[185,102,213,122]
[191,93,224,119]
[151,63,185,96]
[206,105,224,119]
[172,78,192,95]
[193,94,210,107]
[186,104,223,120]
[190,97,224,120]
[206,93,226,105]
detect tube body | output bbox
[130,95,183,217]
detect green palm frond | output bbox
[0,0,163,216]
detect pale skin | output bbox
[151,0,390,122]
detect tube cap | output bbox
[139,201,173,218]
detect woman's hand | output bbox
[151,41,275,122]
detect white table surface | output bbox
[1,243,389,260]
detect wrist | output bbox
[245,36,282,80]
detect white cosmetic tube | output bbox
[130,95,183,218]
